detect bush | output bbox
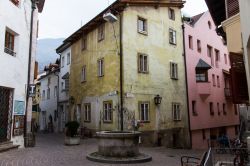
[65,121,80,137]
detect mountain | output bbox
[36,38,64,72]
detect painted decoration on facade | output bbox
[14,100,25,115]
[13,115,24,136]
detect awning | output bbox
[62,72,69,79]
[196,59,212,70]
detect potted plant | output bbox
[64,121,80,145]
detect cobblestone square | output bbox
[0,134,203,166]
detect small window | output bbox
[202,129,206,140]
[207,45,214,66]
[10,0,19,6]
[67,53,70,65]
[97,58,104,77]
[138,17,147,34]
[81,66,86,82]
[47,77,51,86]
[61,82,64,90]
[215,49,220,68]
[61,56,65,68]
[5,30,16,56]
[192,100,197,116]
[170,62,178,79]
[188,35,193,49]
[223,103,226,115]
[169,28,176,45]
[47,88,50,100]
[208,21,212,29]
[209,102,214,115]
[234,104,238,115]
[217,103,220,115]
[196,69,208,82]
[138,53,148,73]
[197,39,201,52]
[81,35,87,50]
[224,54,228,64]
[54,86,57,98]
[98,24,105,41]
[65,79,69,90]
[42,90,45,100]
[217,75,220,87]
[168,8,175,20]
[139,102,150,122]
[103,101,112,122]
[172,103,181,121]
[212,74,216,86]
[84,103,91,122]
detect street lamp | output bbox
[154,95,162,105]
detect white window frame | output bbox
[169,28,176,45]
[138,53,148,73]
[61,56,65,68]
[139,102,150,122]
[172,103,181,121]
[97,59,104,77]
[138,17,148,34]
[84,103,91,122]
[103,101,112,122]
[67,53,70,65]
[168,8,175,20]
[170,62,178,79]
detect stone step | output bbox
[0,141,19,153]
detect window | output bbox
[139,102,150,122]
[235,126,239,135]
[47,88,50,100]
[224,54,228,64]
[212,74,216,86]
[47,77,51,86]
[5,30,16,56]
[192,100,197,116]
[65,79,69,90]
[81,35,87,50]
[207,45,214,66]
[138,17,147,34]
[172,103,181,121]
[217,75,220,87]
[103,101,112,122]
[97,59,104,77]
[67,53,70,65]
[81,66,86,82]
[169,28,176,45]
[217,103,220,115]
[42,90,45,100]
[223,103,226,115]
[202,129,206,140]
[234,104,238,115]
[138,53,148,73]
[84,103,91,122]
[208,21,212,29]
[196,69,208,82]
[54,86,57,98]
[215,49,220,68]
[61,56,65,67]
[61,82,64,90]
[98,24,105,41]
[10,0,19,6]
[209,102,214,115]
[197,39,201,52]
[170,62,178,79]
[168,8,175,20]
[188,35,193,49]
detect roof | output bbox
[205,0,226,27]
[196,59,212,70]
[56,0,185,53]
[62,72,69,79]
[37,0,46,13]
[188,12,204,26]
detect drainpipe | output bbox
[182,23,192,149]
[119,13,124,131]
[24,0,36,147]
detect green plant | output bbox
[65,121,80,137]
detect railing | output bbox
[4,47,16,57]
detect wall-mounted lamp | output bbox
[154,95,162,105]
[103,12,118,23]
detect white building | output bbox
[0,0,45,148]
[56,45,71,132]
[39,62,60,132]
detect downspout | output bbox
[24,0,36,146]
[182,23,192,149]
[119,13,124,131]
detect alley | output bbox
[0,134,203,166]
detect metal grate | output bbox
[0,86,13,142]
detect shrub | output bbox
[65,121,80,137]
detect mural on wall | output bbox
[14,100,25,115]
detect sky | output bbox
[38,0,208,39]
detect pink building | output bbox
[184,11,240,149]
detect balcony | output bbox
[197,82,211,96]
[224,88,232,99]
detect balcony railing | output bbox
[224,88,232,99]
[4,47,16,57]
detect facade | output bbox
[0,0,44,147]
[39,62,60,132]
[184,12,239,149]
[57,0,190,147]
[57,47,71,132]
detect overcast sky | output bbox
[38,0,208,39]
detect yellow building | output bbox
[57,0,190,147]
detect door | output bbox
[0,87,13,142]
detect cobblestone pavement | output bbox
[0,134,203,166]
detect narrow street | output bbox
[0,134,203,166]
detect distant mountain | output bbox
[36,38,64,72]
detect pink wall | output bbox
[184,12,239,149]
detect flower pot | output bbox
[64,136,80,145]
